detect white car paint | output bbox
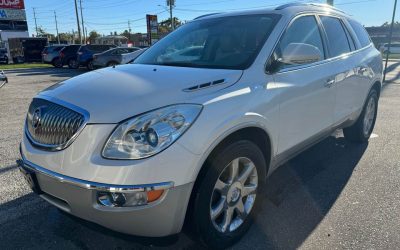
[20,3,383,239]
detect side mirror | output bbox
[280,43,322,65]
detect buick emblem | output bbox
[32,107,42,129]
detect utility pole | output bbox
[128,20,132,43]
[54,11,60,44]
[167,0,175,30]
[33,8,38,37]
[79,0,86,44]
[327,0,334,5]
[383,0,398,83]
[74,0,82,44]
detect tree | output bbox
[158,17,182,33]
[120,30,131,40]
[88,30,101,43]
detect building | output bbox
[0,0,29,60]
[95,35,128,46]
[366,26,400,47]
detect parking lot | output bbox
[0,62,399,249]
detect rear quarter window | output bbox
[348,19,371,48]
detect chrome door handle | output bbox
[324,79,335,88]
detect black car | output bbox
[0,48,8,64]
[59,45,82,69]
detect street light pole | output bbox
[383,0,398,83]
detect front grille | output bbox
[26,98,87,150]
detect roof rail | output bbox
[194,13,221,20]
[275,2,345,13]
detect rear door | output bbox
[318,15,357,124]
[273,15,336,154]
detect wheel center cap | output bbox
[227,182,242,203]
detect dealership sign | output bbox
[146,14,159,45]
[0,8,26,20]
[0,0,24,9]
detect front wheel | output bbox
[344,89,379,143]
[189,140,266,249]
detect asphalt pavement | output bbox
[0,63,399,249]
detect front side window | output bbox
[276,15,325,67]
[320,16,351,58]
[348,19,371,48]
[135,14,281,70]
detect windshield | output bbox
[135,14,280,70]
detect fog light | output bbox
[97,189,164,207]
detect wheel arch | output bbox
[184,125,273,231]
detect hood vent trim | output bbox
[183,79,226,92]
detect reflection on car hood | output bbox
[38,64,243,123]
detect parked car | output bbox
[92,47,140,68]
[18,3,382,249]
[77,44,116,70]
[0,48,9,64]
[380,43,400,54]
[124,48,147,63]
[59,45,82,69]
[42,45,65,67]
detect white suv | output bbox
[19,3,383,249]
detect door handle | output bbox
[324,79,335,88]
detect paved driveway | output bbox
[0,65,399,249]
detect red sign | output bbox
[0,0,24,9]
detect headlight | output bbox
[102,104,202,159]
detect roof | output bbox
[194,2,348,21]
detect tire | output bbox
[189,140,266,249]
[68,58,79,69]
[87,60,94,70]
[343,89,379,143]
[52,58,63,68]
[107,61,118,67]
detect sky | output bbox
[24,0,399,36]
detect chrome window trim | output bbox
[25,94,90,151]
[18,150,174,193]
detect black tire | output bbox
[68,58,79,69]
[87,60,94,70]
[343,89,379,143]
[107,61,118,67]
[189,140,266,249]
[52,58,63,68]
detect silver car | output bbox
[42,45,65,67]
[92,47,141,68]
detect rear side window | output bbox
[348,19,371,48]
[320,16,351,57]
[277,15,325,66]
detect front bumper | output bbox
[17,157,193,237]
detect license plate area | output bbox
[17,161,43,194]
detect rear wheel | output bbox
[87,60,94,70]
[52,58,63,68]
[68,58,79,69]
[343,89,378,143]
[189,140,266,249]
[107,61,118,67]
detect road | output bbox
[0,63,399,249]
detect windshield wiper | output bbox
[156,62,200,67]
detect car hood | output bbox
[38,64,243,123]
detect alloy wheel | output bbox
[363,96,376,137]
[210,157,258,233]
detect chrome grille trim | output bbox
[25,95,90,151]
